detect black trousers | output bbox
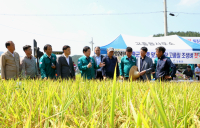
[157,76,172,81]
[196,75,200,80]
[124,77,129,80]
[96,71,103,80]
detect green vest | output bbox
[78,56,100,79]
[188,64,195,70]
[120,55,137,77]
[39,53,57,79]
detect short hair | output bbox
[141,47,148,52]
[5,41,12,48]
[23,45,31,51]
[156,46,166,53]
[63,45,70,52]
[94,46,100,50]
[187,65,191,68]
[83,46,90,53]
[126,47,132,52]
[43,44,52,51]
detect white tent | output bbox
[100,34,200,64]
[182,37,200,44]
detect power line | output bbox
[0,23,84,42]
[168,12,200,15]
[0,11,164,16]
[1,11,199,17]
[0,11,199,17]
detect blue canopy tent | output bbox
[100,34,200,64]
[100,35,127,54]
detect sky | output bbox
[0,0,199,56]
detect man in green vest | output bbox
[78,46,105,80]
[39,44,57,79]
[119,47,137,80]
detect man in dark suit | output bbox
[56,45,75,79]
[137,47,154,81]
[92,46,104,80]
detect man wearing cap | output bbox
[78,46,105,80]
[137,47,154,81]
[92,46,104,80]
[102,47,119,79]
[155,46,176,81]
[39,44,57,79]
[119,47,136,80]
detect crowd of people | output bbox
[0,40,200,81]
[177,64,200,80]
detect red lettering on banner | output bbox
[187,39,191,41]
[194,53,198,59]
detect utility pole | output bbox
[164,0,168,36]
[89,37,94,51]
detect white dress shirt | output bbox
[195,67,200,76]
[95,55,101,71]
[8,51,14,57]
[64,54,71,73]
[66,56,70,65]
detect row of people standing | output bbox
[0,41,75,80]
[79,45,176,81]
[0,41,176,81]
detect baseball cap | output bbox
[107,47,114,52]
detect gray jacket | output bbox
[92,54,104,77]
[137,56,154,81]
[20,55,39,78]
[56,55,75,79]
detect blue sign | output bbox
[151,52,156,58]
[182,53,186,58]
[135,52,140,58]
[193,39,200,44]
[146,52,150,57]
[177,53,181,58]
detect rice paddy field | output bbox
[0,75,200,128]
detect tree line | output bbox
[153,31,200,37]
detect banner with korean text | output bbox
[113,49,200,64]
[101,34,200,64]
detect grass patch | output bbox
[0,77,200,127]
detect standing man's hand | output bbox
[44,77,47,80]
[99,62,105,67]
[51,65,56,69]
[87,62,92,68]
[103,76,107,80]
[120,76,124,80]
[164,75,171,79]
[139,70,146,76]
